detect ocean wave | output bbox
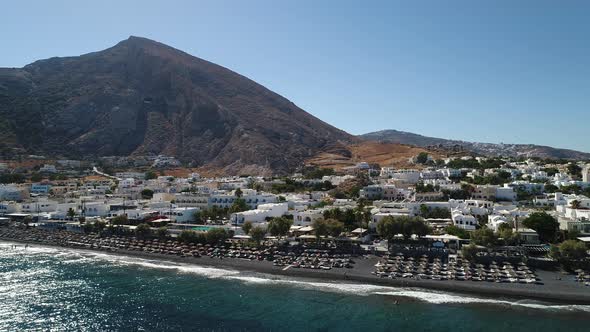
[78,251,241,279]
[223,274,590,312]
[0,241,240,279]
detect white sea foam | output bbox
[77,251,241,278]
[223,274,590,312]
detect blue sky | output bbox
[2,0,589,152]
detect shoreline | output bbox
[2,238,590,305]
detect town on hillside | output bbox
[1,153,590,290]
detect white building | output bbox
[162,207,200,223]
[115,172,146,180]
[209,189,277,209]
[39,164,57,173]
[174,193,210,209]
[0,202,18,215]
[31,183,52,195]
[440,168,462,178]
[230,203,289,225]
[152,156,181,168]
[293,208,325,226]
[321,175,355,186]
[0,185,27,201]
[82,201,111,217]
[380,168,421,184]
[359,185,383,200]
[20,199,58,213]
[451,211,477,230]
[119,178,136,188]
[487,215,509,232]
[495,186,517,202]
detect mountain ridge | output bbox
[360,129,590,160]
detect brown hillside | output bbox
[306,142,447,170]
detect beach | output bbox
[2,242,589,332]
[2,233,590,305]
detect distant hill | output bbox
[0,36,355,174]
[360,129,590,160]
[306,141,447,170]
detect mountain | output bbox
[360,130,590,160]
[0,36,355,174]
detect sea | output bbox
[1,241,589,332]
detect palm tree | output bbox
[67,208,76,221]
[571,200,582,209]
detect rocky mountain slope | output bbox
[361,130,590,160]
[0,36,355,174]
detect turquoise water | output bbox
[1,242,589,331]
[192,225,215,232]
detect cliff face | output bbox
[0,36,355,174]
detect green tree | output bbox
[544,184,559,193]
[193,211,203,224]
[445,225,470,239]
[23,215,32,228]
[205,228,230,244]
[111,215,128,226]
[461,243,479,261]
[558,240,588,261]
[567,164,582,179]
[522,212,559,243]
[0,173,25,184]
[376,216,402,250]
[135,223,152,239]
[419,204,430,217]
[141,189,154,199]
[234,188,243,198]
[156,227,169,240]
[30,172,43,182]
[325,218,345,237]
[242,221,253,235]
[303,167,335,179]
[567,229,581,240]
[229,198,249,213]
[398,216,429,239]
[92,220,106,234]
[249,226,266,245]
[67,208,76,220]
[354,201,372,229]
[312,219,330,243]
[543,167,559,177]
[571,200,582,209]
[497,224,520,246]
[416,152,429,164]
[267,216,293,239]
[179,230,200,244]
[470,228,497,247]
[83,221,95,234]
[145,171,157,180]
